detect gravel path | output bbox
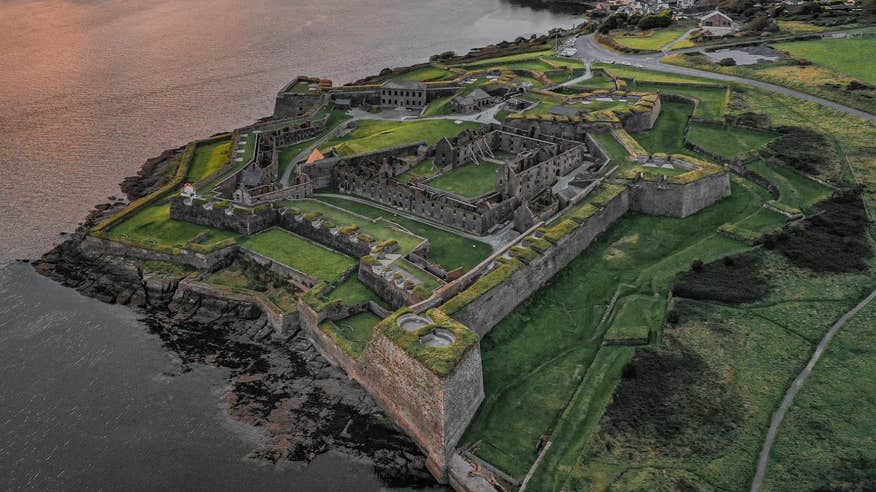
[750,287,876,492]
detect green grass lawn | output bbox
[240,228,355,283]
[772,37,876,84]
[605,294,663,341]
[107,203,239,249]
[205,261,297,312]
[326,276,388,308]
[569,70,617,90]
[315,196,492,272]
[321,119,482,156]
[463,176,778,479]
[394,258,441,292]
[283,199,424,254]
[611,27,692,51]
[633,101,694,155]
[562,252,876,491]
[687,123,777,158]
[633,82,728,121]
[396,158,439,184]
[422,96,454,117]
[320,311,382,358]
[597,63,719,85]
[454,49,554,68]
[426,162,500,198]
[391,65,454,82]
[189,139,232,183]
[591,132,631,166]
[747,160,833,210]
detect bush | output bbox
[718,57,737,66]
[674,252,769,304]
[762,126,836,176]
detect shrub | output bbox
[674,252,769,304]
[691,259,704,272]
[718,57,737,66]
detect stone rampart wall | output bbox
[452,188,631,335]
[239,247,320,288]
[278,213,372,258]
[169,197,276,235]
[628,172,731,218]
[358,261,417,309]
[80,235,238,271]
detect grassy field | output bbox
[321,119,481,156]
[633,82,728,121]
[687,123,777,158]
[108,203,238,249]
[240,228,355,283]
[426,162,500,198]
[762,298,876,491]
[772,37,876,84]
[597,63,719,85]
[390,65,454,82]
[776,20,826,34]
[591,132,631,166]
[633,101,694,155]
[316,196,492,272]
[189,139,232,183]
[421,96,454,117]
[568,70,617,90]
[283,199,424,254]
[396,158,439,184]
[326,276,387,308]
[205,261,297,312]
[611,27,692,51]
[462,176,780,479]
[747,160,833,210]
[320,311,382,358]
[561,252,876,491]
[605,294,662,341]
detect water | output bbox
[0,1,580,489]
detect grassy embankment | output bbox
[316,196,491,272]
[686,123,777,158]
[610,26,693,52]
[206,260,298,312]
[240,228,356,283]
[320,119,482,156]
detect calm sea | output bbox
[0,1,580,489]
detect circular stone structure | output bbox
[397,313,432,332]
[419,329,456,348]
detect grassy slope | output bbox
[772,37,876,84]
[189,139,232,182]
[463,176,781,479]
[316,196,492,272]
[240,228,355,282]
[565,253,876,491]
[763,299,876,491]
[591,132,630,166]
[426,162,500,198]
[633,82,728,121]
[390,65,454,82]
[687,123,777,158]
[634,101,694,155]
[321,119,482,156]
[326,276,387,308]
[108,203,238,248]
[747,160,833,210]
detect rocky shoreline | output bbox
[32,149,436,488]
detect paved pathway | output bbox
[660,28,697,53]
[750,287,876,492]
[573,34,876,122]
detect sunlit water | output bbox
[0,1,580,489]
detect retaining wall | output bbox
[628,172,731,218]
[80,235,238,271]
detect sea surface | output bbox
[0,1,580,489]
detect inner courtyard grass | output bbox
[108,203,239,249]
[633,101,694,155]
[240,228,355,283]
[283,199,425,254]
[390,65,454,82]
[316,195,492,272]
[687,123,777,158]
[772,37,876,84]
[462,176,778,479]
[189,139,232,182]
[205,261,297,312]
[633,82,728,121]
[326,276,388,308]
[426,162,500,198]
[320,311,382,358]
[396,158,439,183]
[321,119,481,156]
[591,132,631,166]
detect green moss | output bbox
[540,219,580,244]
[569,203,600,224]
[523,235,552,253]
[510,246,539,263]
[441,259,524,315]
[378,308,479,377]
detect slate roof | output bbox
[381,80,426,90]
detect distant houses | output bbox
[699,10,738,36]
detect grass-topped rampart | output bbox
[377,308,479,377]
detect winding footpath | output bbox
[573,34,876,123]
[750,287,876,491]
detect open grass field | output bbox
[605,294,662,341]
[240,228,355,283]
[687,123,777,158]
[189,139,232,183]
[561,252,876,491]
[396,158,439,184]
[611,27,692,51]
[320,311,382,358]
[283,199,424,254]
[772,37,876,84]
[597,63,719,85]
[316,196,492,272]
[107,203,238,249]
[633,101,694,155]
[747,160,833,210]
[462,176,781,479]
[568,70,617,90]
[426,162,500,198]
[421,96,454,117]
[326,276,387,308]
[633,82,728,121]
[776,20,826,34]
[591,132,631,166]
[321,119,481,156]
[762,298,876,491]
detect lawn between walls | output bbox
[460,175,780,479]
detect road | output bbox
[750,287,876,491]
[573,34,876,123]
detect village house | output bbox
[380,80,427,109]
[699,10,737,36]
